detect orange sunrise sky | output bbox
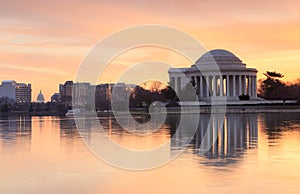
[1,0,300,101]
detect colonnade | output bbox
[171,74,257,98]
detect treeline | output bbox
[258,71,300,101]
[0,97,69,115]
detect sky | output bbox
[1,0,300,101]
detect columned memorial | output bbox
[168,49,258,101]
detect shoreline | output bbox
[1,104,300,117]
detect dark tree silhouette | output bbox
[161,86,177,102]
[259,71,286,100]
[0,97,15,112]
[263,71,284,78]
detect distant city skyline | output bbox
[1,0,300,101]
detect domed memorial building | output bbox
[168,49,258,101]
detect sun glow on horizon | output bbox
[1,0,300,101]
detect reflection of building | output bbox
[168,49,258,101]
[37,90,45,103]
[170,114,258,165]
[0,80,31,103]
[0,116,32,152]
[195,114,258,160]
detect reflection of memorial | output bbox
[170,114,258,165]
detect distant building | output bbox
[59,81,74,106]
[112,83,128,100]
[51,93,61,103]
[59,81,94,106]
[57,81,136,109]
[16,83,32,103]
[37,90,45,103]
[0,80,17,100]
[0,80,31,103]
[73,82,93,106]
[95,84,114,103]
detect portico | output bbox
[168,49,258,101]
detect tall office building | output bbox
[0,80,31,103]
[60,81,73,106]
[16,83,32,103]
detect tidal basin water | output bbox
[1,113,300,193]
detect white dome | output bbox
[37,90,45,103]
[195,49,243,66]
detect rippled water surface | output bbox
[1,113,300,194]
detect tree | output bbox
[161,86,177,102]
[259,71,286,100]
[129,86,152,107]
[263,71,284,78]
[178,82,198,101]
[0,97,15,112]
[148,81,166,93]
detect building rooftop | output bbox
[195,49,244,67]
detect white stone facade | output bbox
[168,49,258,101]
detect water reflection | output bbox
[0,113,300,167]
[170,114,258,166]
[262,113,300,141]
[0,116,32,153]
[1,113,300,193]
[60,117,80,139]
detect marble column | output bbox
[200,76,203,97]
[220,76,223,96]
[247,76,251,96]
[243,75,246,95]
[252,76,255,97]
[206,76,209,97]
[233,75,236,97]
[226,75,230,97]
[238,75,242,95]
[213,76,217,97]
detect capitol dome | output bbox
[195,49,244,67]
[37,90,45,103]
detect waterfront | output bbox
[1,113,300,193]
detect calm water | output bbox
[1,113,300,193]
